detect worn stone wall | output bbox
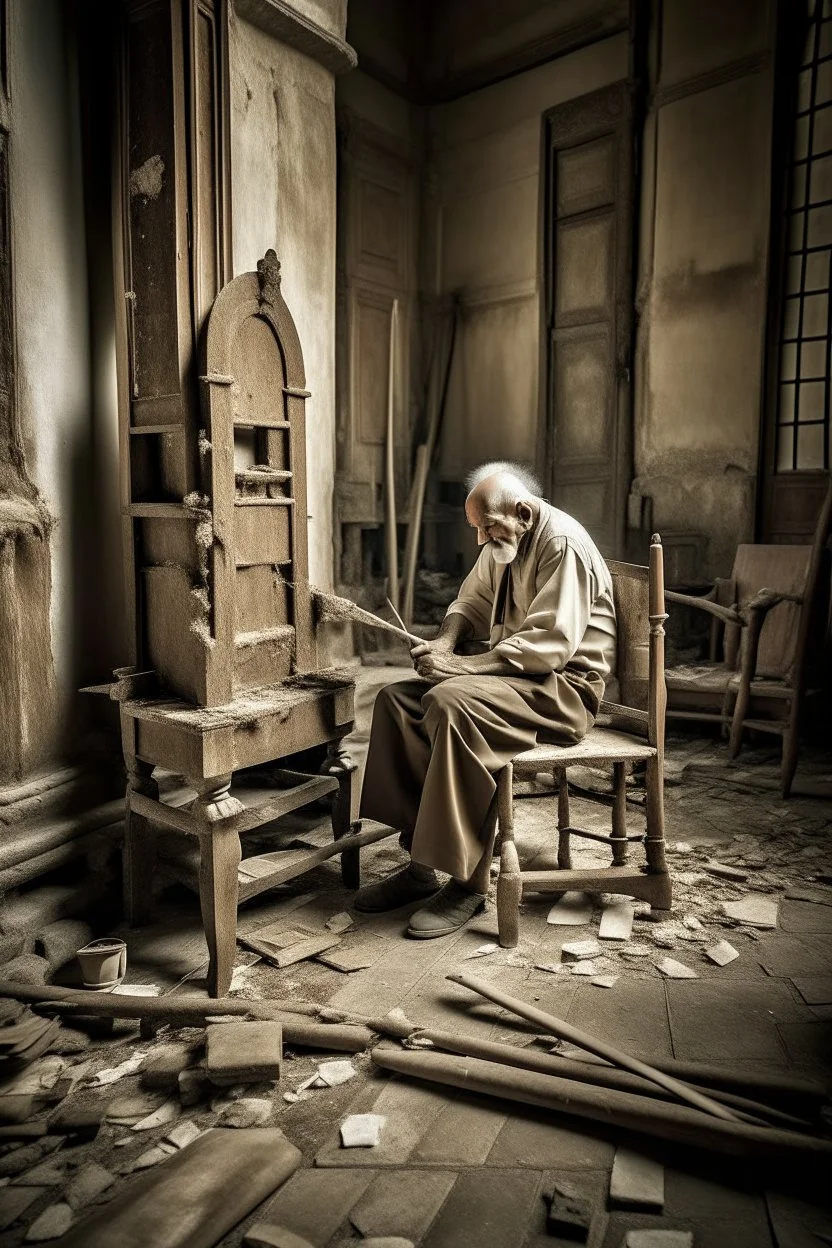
[6,1,90,775]
[229,3,343,590]
[429,35,629,485]
[634,0,776,578]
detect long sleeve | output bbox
[493,540,593,676]
[445,547,496,639]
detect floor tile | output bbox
[666,981,797,1062]
[779,900,832,935]
[777,1020,832,1075]
[262,1169,376,1245]
[566,979,673,1061]
[348,1169,455,1240]
[408,1092,508,1165]
[315,1078,448,1167]
[421,1169,542,1248]
[487,1108,615,1170]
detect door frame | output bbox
[538,80,635,557]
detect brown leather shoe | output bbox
[406,880,486,938]
[353,864,440,913]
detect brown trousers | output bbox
[359,669,600,883]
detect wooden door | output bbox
[543,82,634,557]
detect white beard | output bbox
[490,540,518,565]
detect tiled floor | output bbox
[2,664,831,1246]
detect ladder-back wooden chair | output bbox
[665,473,832,797]
[495,535,671,948]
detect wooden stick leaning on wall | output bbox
[401,298,459,627]
[385,298,400,611]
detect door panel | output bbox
[543,83,633,557]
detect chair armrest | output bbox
[665,589,742,627]
[740,587,804,621]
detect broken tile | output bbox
[619,945,651,959]
[591,974,619,988]
[317,947,379,973]
[785,885,832,907]
[465,942,498,959]
[132,1098,180,1131]
[219,1097,272,1128]
[349,1170,455,1241]
[545,1186,593,1241]
[571,961,597,976]
[624,1234,693,1248]
[705,941,739,966]
[252,933,342,967]
[609,1147,664,1211]
[164,1119,202,1149]
[24,1203,73,1241]
[722,895,778,929]
[11,1162,64,1188]
[546,893,593,926]
[361,1240,415,1248]
[562,940,602,962]
[317,1061,357,1088]
[599,898,635,942]
[88,1052,146,1087]
[325,912,355,934]
[205,1022,282,1086]
[340,1114,385,1148]
[64,1162,114,1210]
[244,1226,315,1248]
[0,1186,45,1232]
[124,1145,169,1173]
[682,915,703,931]
[656,958,699,980]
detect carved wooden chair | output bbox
[495,535,671,948]
[665,474,832,797]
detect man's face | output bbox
[465,497,531,565]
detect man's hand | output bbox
[412,647,476,682]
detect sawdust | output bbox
[127,670,354,731]
[235,626,294,652]
[312,589,414,644]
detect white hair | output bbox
[465,460,542,500]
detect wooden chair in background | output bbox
[495,535,671,949]
[665,475,832,797]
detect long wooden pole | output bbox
[0,981,371,1052]
[385,298,400,610]
[407,1027,811,1130]
[372,1047,832,1161]
[447,970,740,1123]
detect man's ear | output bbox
[516,501,532,526]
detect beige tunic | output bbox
[359,503,618,880]
[447,500,616,682]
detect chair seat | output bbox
[513,726,656,770]
[747,677,792,699]
[665,662,733,694]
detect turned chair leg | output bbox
[193,776,244,998]
[554,766,571,869]
[321,739,359,889]
[611,762,629,866]
[124,758,158,927]
[496,763,521,949]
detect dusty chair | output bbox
[495,535,671,949]
[665,475,832,798]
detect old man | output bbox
[356,461,616,937]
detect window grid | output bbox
[775,2,832,471]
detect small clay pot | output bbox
[76,938,127,991]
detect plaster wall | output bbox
[635,0,775,576]
[430,33,629,482]
[229,7,339,588]
[10,1,95,758]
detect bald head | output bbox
[465,466,541,565]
